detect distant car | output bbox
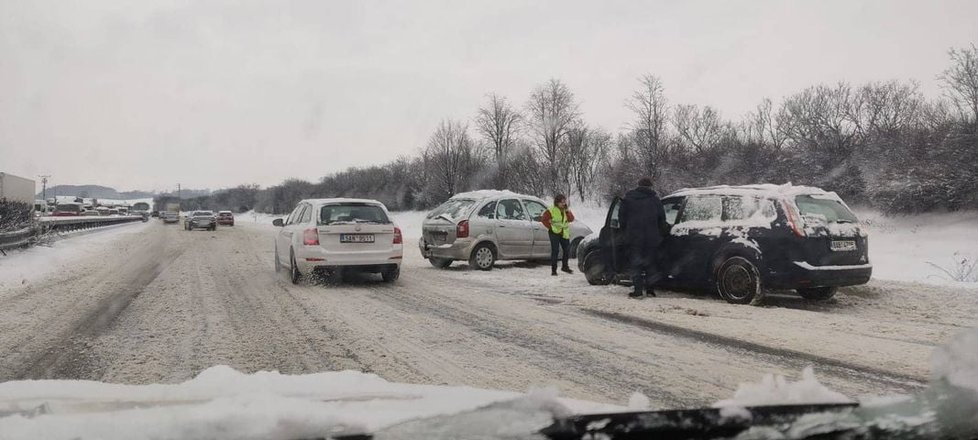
[185,211,217,231]
[151,211,159,218]
[162,211,180,224]
[52,202,83,216]
[107,208,120,215]
[577,184,872,304]
[419,190,593,270]
[81,210,101,216]
[273,198,403,284]
[216,211,234,226]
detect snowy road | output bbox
[1,220,975,408]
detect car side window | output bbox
[477,201,496,219]
[300,204,312,223]
[285,205,303,225]
[496,199,527,221]
[522,200,547,222]
[609,199,621,229]
[679,195,722,223]
[661,197,684,225]
[724,196,776,221]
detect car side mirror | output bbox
[273,218,284,227]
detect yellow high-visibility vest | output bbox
[549,206,570,239]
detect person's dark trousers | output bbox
[549,231,570,273]
[629,242,658,296]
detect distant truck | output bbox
[162,202,181,224]
[0,173,35,205]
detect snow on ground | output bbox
[0,366,619,440]
[857,210,978,286]
[0,221,150,290]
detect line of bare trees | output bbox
[185,43,978,215]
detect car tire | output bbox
[428,257,453,269]
[469,243,496,271]
[289,249,301,285]
[797,286,838,301]
[581,249,612,286]
[715,256,764,305]
[382,267,400,282]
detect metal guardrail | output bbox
[0,215,146,253]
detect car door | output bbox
[657,196,685,285]
[605,197,629,274]
[667,194,723,285]
[494,199,533,258]
[278,204,306,261]
[521,199,551,258]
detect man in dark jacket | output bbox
[619,177,669,298]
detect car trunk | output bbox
[318,223,396,253]
[792,195,869,267]
[422,218,459,246]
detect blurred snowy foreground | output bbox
[1,327,975,440]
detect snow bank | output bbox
[0,366,614,440]
[713,366,852,408]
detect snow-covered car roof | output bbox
[302,198,387,207]
[449,190,541,202]
[668,183,841,200]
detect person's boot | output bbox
[561,265,573,274]
[645,288,657,298]
[629,289,644,299]
[629,278,644,299]
[551,266,558,276]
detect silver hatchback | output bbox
[419,190,593,270]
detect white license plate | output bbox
[830,240,857,252]
[341,234,375,243]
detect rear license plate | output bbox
[830,240,856,252]
[340,234,375,243]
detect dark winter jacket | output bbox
[619,186,669,248]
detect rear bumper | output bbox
[418,237,475,260]
[217,219,234,225]
[766,261,873,289]
[295,245,403,273]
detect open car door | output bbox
[604,197,630,278]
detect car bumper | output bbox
[418,237,475,261]
[294,245,403,273]
[188,222,214,228]
[766,261,873,289]
[217,220,234,225]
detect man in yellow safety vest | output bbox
[541,194,576,276]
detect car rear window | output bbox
[426,199,476,220]
[320,204,390,225]
[795,195,858,223]
[193,211,213,216]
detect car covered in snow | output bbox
[578,184,872,304]
[216,210,234,226]
[184,210,217,231]
[419,190,593,270]
[272,198,403,284]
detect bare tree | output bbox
[673,104,726,154]
[475,93,523,187]
[626,74,669,180]
[423,120,479,202]
[855,80,925,136]
[780,82,863,160]
[742,98,788,149]
[565,126,612,199]
[940,43,978,132]
[526,79,580,195]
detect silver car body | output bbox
[185,211,216,230]
[419,190,593,264]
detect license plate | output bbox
[830,240,856,252]
[340,234,375,243]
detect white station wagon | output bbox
[273,198,403,284]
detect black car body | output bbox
[578,184,872,304]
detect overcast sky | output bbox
[2,1,976,192]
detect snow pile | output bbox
[0,366,576,440]
[713,366,852,409]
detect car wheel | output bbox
[382,266,400,282]
[582,249,612,286]
[715,256,764,305]
[469,243,496,271]
[797,286,838,301]
[274,243,282,273]
[289,250,301,284]
[569,238,583,260]
[428,257,453,269]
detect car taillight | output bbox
[780,200,806,238]
[456,220,469,238]
[393,226,403,244]
[303,228,320,246]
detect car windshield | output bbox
[2,3,977,439]
[795,195,859,223]
[320,204,390,225]
[426,199,476,220]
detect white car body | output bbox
[273,198,403,282]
